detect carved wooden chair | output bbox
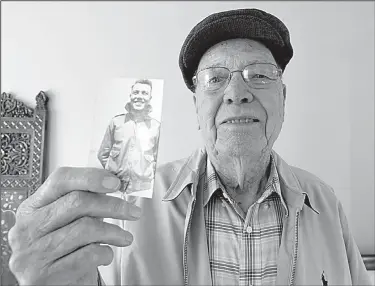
[1,91,48,285]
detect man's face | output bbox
[193,39,286,158]
[130,83,152,110]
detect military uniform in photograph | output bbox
[98,102,160,194]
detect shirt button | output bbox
[245,226,253,233]
[263,202,270,209]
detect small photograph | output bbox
[88,78,164,199]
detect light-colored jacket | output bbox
[100,148,371,285]
[97,105,160,192]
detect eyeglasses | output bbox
[192,63,282,92]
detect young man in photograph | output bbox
[97,79,160,195]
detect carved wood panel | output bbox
[1,91,48,285]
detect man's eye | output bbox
[208,76,224,84]
[252,74,267,79]
[133,91,139,95]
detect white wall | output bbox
[2,1,374,254]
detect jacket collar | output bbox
[271,150,320,214]
[162,148,206,201]
[162,148,320,214]
[124,102,154,128]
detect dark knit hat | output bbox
[179,8,294,92]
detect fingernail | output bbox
[102,176,120,190]
[129,205,142,218]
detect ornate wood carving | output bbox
[1,133,32,176]
[1,93,34,118]
[1,91,48,285]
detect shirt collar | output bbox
[203,153,289,216]
[202,156,222,207]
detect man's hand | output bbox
[8,167,141,285]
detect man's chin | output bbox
[213,138,263,158]
[213,129,266,157]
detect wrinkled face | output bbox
[130,83,152,110]
[193,39,286,158]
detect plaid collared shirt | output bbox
[203,154,288,286]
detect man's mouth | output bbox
[133,99,145,104]
[222,117,260,124]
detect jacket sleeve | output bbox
[97,120,114,168]
[338,201,373,285]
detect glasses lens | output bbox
[243,64,280,88]
[197,67,230,91]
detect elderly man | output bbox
[8,8,371,286]
[97,79,160,195]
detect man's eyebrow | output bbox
[200,60,275,70]
[198,63,225,70]
[247,60,272,65]
[210,63,225,68]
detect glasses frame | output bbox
[192,62,283,92]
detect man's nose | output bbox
[223,73,254,104]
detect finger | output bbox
[37,217,132,261]
[51,243,113,274]
[38,269,98,286]
[8,243,103,286]
[32,191,141,238]
[38,244,106,286]
[28,167,121,209]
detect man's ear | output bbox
[193,94,197,110]
[193,95,200,130]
